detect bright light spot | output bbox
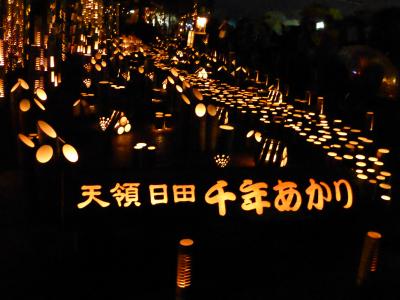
[316,21,325,30]
[36,145,54,164]
[195,103,206,117]
[62,144,79,163]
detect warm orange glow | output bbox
[0,79,4,98]
[117,127,124,135]
[240,179,270,215]
[214,154,230,168]
[357,174,368,180]
[171,68,179,78]
[149,184,168,205]
[19,79,29,90]
[124,123,132,133]
[255,132,262,142]
[78,185,110,209]
[377,148,390,154]
[176,253,192,288]
[0,40,4,66]
[34,99,46,111]
[357,230,382,285]
[110,183,141,207]
[367,231,382,239]
[36,145,54,164]
[306,179,332,210]
[205,180,236,216]
[62,144,79,163]
[37,120,57,138]
[219,125,234,131]
[196,16,208,31]
[379,183,391,190]
[18,133,35,148]
[176,85,183,93]
[380,171,391,177]
[181,94,191,105]
[36,88,47,101]
[197,68,208,79]
[11,81,20,93]
[173,185,196,203]
[19,99,31,112]
[167,76,175,85]
[179,239,194,247]
[246,130,255,138]
[333,179,353,209]
[195,103,206,117]
[183,81,191,90]
[192,88,203,101]
[273,180,301,211]
[135,142,147,149]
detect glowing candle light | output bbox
[357,231,382,286]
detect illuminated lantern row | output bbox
[150,45,392,202]
[3,0,25,72]
[0,40,4,97]
[82,0,105,34]
[104,3,120,39]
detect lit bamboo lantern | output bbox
[61,144,79,163]
[133,142,147,169]
[216,124,235,155]
[176,238,194,300]
[213,154,231,168]
[181,94,190,105]
[376,148,390,160]
[356,231,382,286]
[18,133,35,149]
[35,88,47,101]
[145,146,157,168]
[19,99,31,113]
[317,96,324,115]
[195,103,206,118]
[365,112,374,132]
[36,144,54,164]
[164,113,173,129]
[50,56,55,69]
[154,112,164,130]
[0,79,4,98]
[0,40,4,67]
[37,120,57,144]
[257,138,288,167]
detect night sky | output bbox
[213,0,400,18]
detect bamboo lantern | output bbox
[257,138,288,167]
[176,238,194,300]
[365,112,374,132]
[215,124,235,155]
[37,120,57,146]
[356,231,382,286]
[0,78,5,99]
